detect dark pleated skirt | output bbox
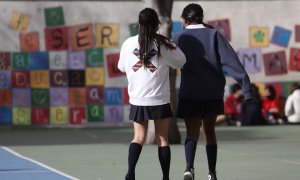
[129,103,173,121]
[177,99,224,119]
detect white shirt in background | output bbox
[285,89,300,123]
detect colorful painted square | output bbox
[289,48,300,71]
[13,107,31,125]
[207,19,231,41]
[0,52,11,70]
[0,89,12,106]
[249,27,269,47]
[45,26,69,51]
[105,105,123,123]
[69,107,86,125]
[30,71,50,88]
[50,88,68,106]
[44,6,65,27]
[296,25,300,42]
[172,21,182,38]
[31,89,50,106]
[283,82,299,97]
[96,24,119,48]
[129,23,139,36]
[86,48,103,67]
[123,105,131,123]
[49,51,67,70]
[105,88,123,105]
[50,70,68,87]
[12,52,29,69]
[237,48,262,74]
[86,68,104,86]
[87,105,104,123]
[263,51,287,76]
[68,70,85,87]
[29,52,49,70]
[12,71,30,88]
[20,32,40,52]
[0,107,12,124]
[265,82,284,98]
[106,53,125,78]
[271,26,292,47]
[32,107,49,125]
[13,88,31,106]
[86,86,104,104]
[50,106,68,125]
[10,11,30,32]
[123,88,129,104]
[67,51,85,69]
[0,71,12,88]
[255,82,266,96]
[70,24,94,51]
[69,88,86,106]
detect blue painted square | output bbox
[104,88,123,105]
[0,71,12,88]
[0,107,12,124]
[172,21,183,38]
[29,52,49,70]
[271,26,292,47]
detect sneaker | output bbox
[183,168,194,180]
[208,172,217,180]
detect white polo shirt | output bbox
[118,35,186,106]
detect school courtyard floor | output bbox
[0,123,299,180]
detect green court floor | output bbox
[1,124,299,180]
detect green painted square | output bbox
[87,105,104,122]
[86,48,104,67]
[31,89,50,106]
[282,81,300,97]
[129,23,139,36]
[44,7,65,27]
[12,52,29,70]
[13,107,31,125]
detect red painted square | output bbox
[0,89,12,106]
[69,107,86,125]
[32,107,49,125]
[0,52,11,70]
[45,26,69,51]
[12,71,30,88]
[106,53,125,78]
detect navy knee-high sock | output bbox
[185,139,197,170]
[125,143,142,180]
[158,146,171,180]
[206,144,217,173]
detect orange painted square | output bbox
[69,24,94,51]
[20,32,40,52]
[69,88,86,106]
[0,89,13,106]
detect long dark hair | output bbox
[265,85,276,100]
[181,3,213,28]
[138,8,175,63]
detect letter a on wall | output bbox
[96,24,119,48]
[263,51,287,76]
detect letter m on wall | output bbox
[237,48,262,74]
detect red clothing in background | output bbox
[225,95,241,116]
[262,98,280,116]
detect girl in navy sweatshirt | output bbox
[174,4,252,180]
[118,8,186,180]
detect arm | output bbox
[285,96,294,116]
[216,32,252,100]
[118,42,126,73]
[161,44,186,69]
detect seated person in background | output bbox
[224,83,244,125]
[285,83,300,124]
[262,85,280,124]
[241,84,267,126]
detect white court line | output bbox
[282,160,300,165]
[1,147,79,180]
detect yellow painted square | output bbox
[255,82,266,96]
[50,107,68,125]
[96,24,119,48]
[249,27,269,47]
[13,107,31,125]
[10,11,30,32]
[30,71,50,88]
[86,67,105,86]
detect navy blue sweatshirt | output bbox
[174,24,252,101]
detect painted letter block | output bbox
[12,52,29,70]
[87,105,104,123]
[49,51,67,70]
[69,107,86,125]
[45,26,69,51]
[32,107,49,125]
[30,71,50,88]
[31,89,50,106]
[70,24,94,51]
[96,24,119,48]
[13,107,31,125]
[20,32,39,52]
[13,88,31,106]
[50,106,68,125]
[86,68,104,86]
[50,70,68,87]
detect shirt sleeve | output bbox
[161,44,186,69]
[216,32,252,100]
[118,42,126,73]
[284,95,294,116]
